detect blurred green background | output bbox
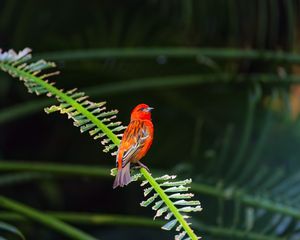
[1,0,300,239]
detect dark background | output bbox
[1,1,300,239]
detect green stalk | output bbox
[140,168,199,240]
[34,47,300,64]
[0,196,97,240]
[0,56,200,238]
[0,73,230,125]
[1,63,120,146]
[2,73,300,126]
[0,211,163,228]
[0,211,284,240]
[0,167,199,237]
[0,161,110,177]
[1,160,300,221]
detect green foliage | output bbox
[2,46,300,239]
[2,1,300,239]
[140,170,201,240]
[0,48,202,240]
[0,48,123,155]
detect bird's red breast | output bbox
[117,104,154,169]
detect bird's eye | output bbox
[139,107,145,112]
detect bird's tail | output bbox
[113,163,131,188]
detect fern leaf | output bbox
[0,48,125,156]
[0,48,202,240]
[140,172,202,239]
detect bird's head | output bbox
[130,103,154,121]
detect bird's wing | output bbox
[120,121,149,167]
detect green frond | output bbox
[1,160,300,239]
[0,48,125,156]
[191,169,300,239]
[0,48,202,240]
[44,93,125,155]
[2,72,300,126]
[140,174,202,240]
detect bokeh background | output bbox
[1,0,300,239]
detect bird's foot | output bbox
[133,162,150,173]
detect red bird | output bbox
[113,103,154,188]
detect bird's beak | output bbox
[146,107,154,112]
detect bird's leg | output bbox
[135,161,150,172]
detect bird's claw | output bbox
[133,162,150,173]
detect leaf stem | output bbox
[1,161,300,221]
[0,63,120,146]
[1,56,199,239]
[140,168,199,240]
[0,211,163,228]
[0,161,110,177]
[1,72,300,126]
